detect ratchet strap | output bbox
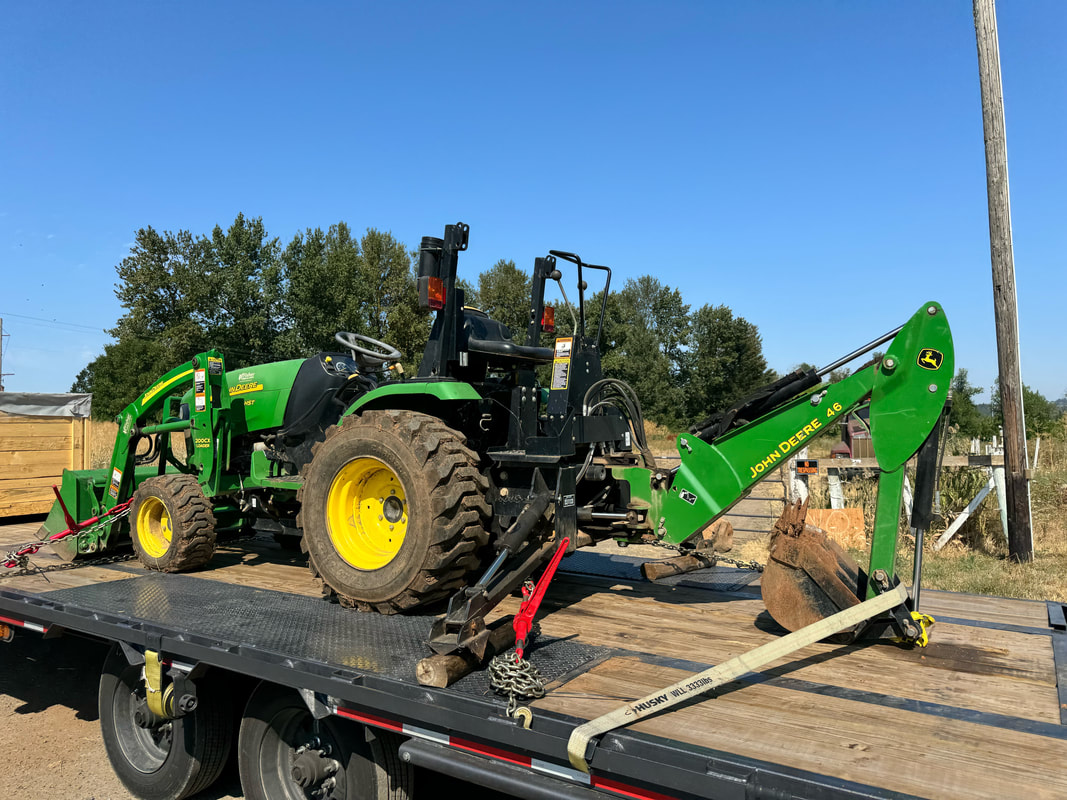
[567,582,908,773]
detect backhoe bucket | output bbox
[761,501,868,641]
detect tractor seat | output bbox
[462,310,553,364]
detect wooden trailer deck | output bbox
[1,517,1065,800]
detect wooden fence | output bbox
[0,413,91,517]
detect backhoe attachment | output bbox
[762,500,868,640]
[619,301,953,644]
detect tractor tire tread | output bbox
[299,410,490,614]
[132,474,217,573]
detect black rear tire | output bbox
[130,474,217,572]
[238,680,411,800]
[98,645,232,800]
[298,410,491,613]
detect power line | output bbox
[0,310,111,334]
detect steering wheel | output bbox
[334,331,402,365]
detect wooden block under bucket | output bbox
[806,508,866,550]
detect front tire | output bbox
[238,681,411,800]
[130,474,217,572]
[298,410,490,613]
[98,645,232,800]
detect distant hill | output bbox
[976,403,992,417]
[1055,397,1067,413]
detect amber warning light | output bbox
[418,276,446,310]
[541,305,555,333]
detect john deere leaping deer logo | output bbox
[917,348,944,371]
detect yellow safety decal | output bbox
[141,368,194,406]
[551,337,573,391]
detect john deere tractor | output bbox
[42,221,954,655]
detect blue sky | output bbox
[2,2,1064,404]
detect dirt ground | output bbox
[0,633,245,800]
[0,630,511,800]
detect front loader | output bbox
[37,221,953,660]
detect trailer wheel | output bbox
[298,410,490,613]
[99,645,232,800]
[238,680,411,800]
[131,474,217,572]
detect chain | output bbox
[2,504,134,574]
[487,621,546,716]
[647,538,765,573]
[488,650,546,715]
[1,519,267,580]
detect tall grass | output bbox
[804,429,1067,601]
[90,421,187,469]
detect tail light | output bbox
[541,305,555,333]
[419,276,446,310]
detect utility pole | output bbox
[972,0,1033,562]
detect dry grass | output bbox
[644,420,679,458]
[90,422,118,468]
[803,430,1067,602]
[89,421,186,469]
[651,420,1067,602]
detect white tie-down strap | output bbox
[567,582,909,773]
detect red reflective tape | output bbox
[450,737,532,768]
[334,707,404,733]
[0,614,25,627]
[591,776,678,800]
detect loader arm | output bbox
[616,301,953,592]
[103,350,231,511]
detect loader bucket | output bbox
[38,469,110,562]
[761,500,868,641]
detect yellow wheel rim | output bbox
[137,496,172,559]
[326,457,409,570]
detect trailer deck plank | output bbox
[533,656,1067,800]
[502,575,1060,724]
[2,519,1063,800]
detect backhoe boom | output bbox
[616,301,953,605]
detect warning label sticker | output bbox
[551,359,570,390]
[194,368,208,411]
[551,337,573,390]
[207,356,223,375]
[108,467,122,499]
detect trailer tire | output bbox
[298,410,490,613]
[238,680,411,800]
[130,474,217,572]
[99,645,232,800]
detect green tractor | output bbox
[42,221,954,654]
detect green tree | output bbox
[990,382,1062,437]
[948,369,994,438]
[600,277,690,428]
[71,337,167,420]
[279,225,427,367]
[277,223,365,356]
[470,259,531,342]
[76,214,284,417]
[685,304,769,420]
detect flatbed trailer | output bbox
[1,517,1065,800]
